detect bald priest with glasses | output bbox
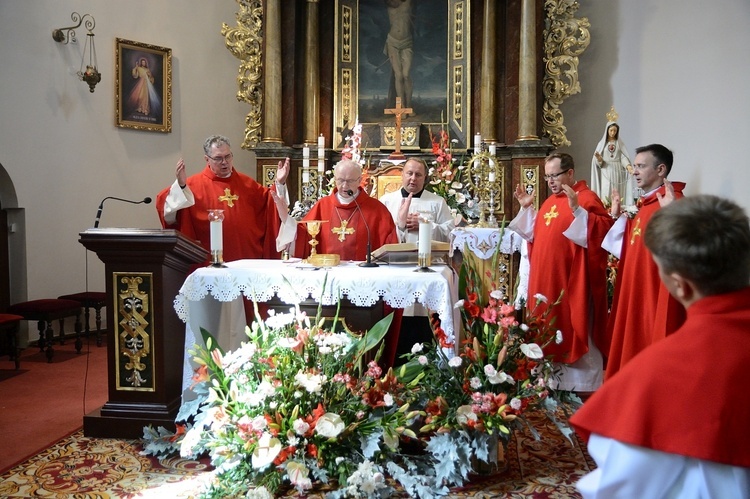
[274,158,397,262]
[156,134,290,263]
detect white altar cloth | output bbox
[449,226,521,259]
[176,259,458,394]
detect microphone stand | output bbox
[93,196,152,228]
[348,190,378,268]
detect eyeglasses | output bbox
[334,177,361,185]
[543,170,570,181]
[633,163,657,171]
[208,153,233,164]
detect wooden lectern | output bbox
[79,228,208,438]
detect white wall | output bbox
[1,0,749,306]
[0,1,253,302]
[563,0,750,210]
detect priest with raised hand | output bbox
[274,159,397,261]
[379,157,458,243]
[156,134,290,264]
[274,159,401,366]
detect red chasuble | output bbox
[604,182,687,379]
[571,287,750,467]
[295,187,398,261]
[296,187,400,367]
[156,166,281,263]
[527,181,613,364]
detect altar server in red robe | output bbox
[508,152,613,394]
[156,134,289,264]
[602,144,686,379]
[571,194,750,498]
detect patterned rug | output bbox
[0,410,594,498]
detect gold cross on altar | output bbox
[384,97,413,158]
[543,205,559,226]
[218,188,239,207]
[332,219,355,242]
[630,218,642,245]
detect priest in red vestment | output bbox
[275,159,397,261]
[602,144,686,379]
[275,159,400,365]
[571,194,750,498]
[156,135,289,264]
[509,152,613,394]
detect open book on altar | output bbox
[371,241,451,265]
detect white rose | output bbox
[315,413,345,438]
[251,432,282,469]
[448,356,463,368]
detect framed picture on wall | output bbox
[115,38,172,133]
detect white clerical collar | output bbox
[336,189,359,204]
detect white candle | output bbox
[303,158,310,169]
[317,158,325,172]
[488,171,496,182]
[303,146,310,159]
[210,220,223,251]
[318,134,325,150]
[418,219,431,257]
[489,143,497,156]
[302,171,310,183]
[474,133,482,151]
[318,146,324,160]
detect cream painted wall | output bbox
[562,0,750,210]
[0,1,255,306]
[1,0,749,312]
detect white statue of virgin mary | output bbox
[591,108,635,206]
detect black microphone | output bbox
[94,196,152,228]
[346,189,378,268]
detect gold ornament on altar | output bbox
[299,220,324,256]
[467,150,502,228]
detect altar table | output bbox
[175,259,458,393]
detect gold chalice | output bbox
[300,220,326,256]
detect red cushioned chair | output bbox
[58,292,107,347]
[0,313,24,369]
[7,299,82,362]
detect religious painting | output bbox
[357,0,448,123]
[334,0,470,149]
[115,38,172,133]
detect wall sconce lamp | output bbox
[52,12,101,93]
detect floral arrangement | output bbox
[427,128,478,221]
[142,299,454,498]
[141,251,576,497]
[397,244,574,476]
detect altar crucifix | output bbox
[384,97,413,159]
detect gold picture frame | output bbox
[115,38,172,133]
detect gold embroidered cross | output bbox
[543,205,559,226]
[332,219,355,242]
[630,218,642,245]
[218,188,239,207]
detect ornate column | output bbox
[262,0,282,144]
[517,0,538,141]
[480,0,497,142]
[303,0,320,144]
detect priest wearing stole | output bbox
[508,152,613,395]
[156,134,290,264]
[275,159,397,261]
[274,159,399,365]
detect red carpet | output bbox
[0,333,108,473]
